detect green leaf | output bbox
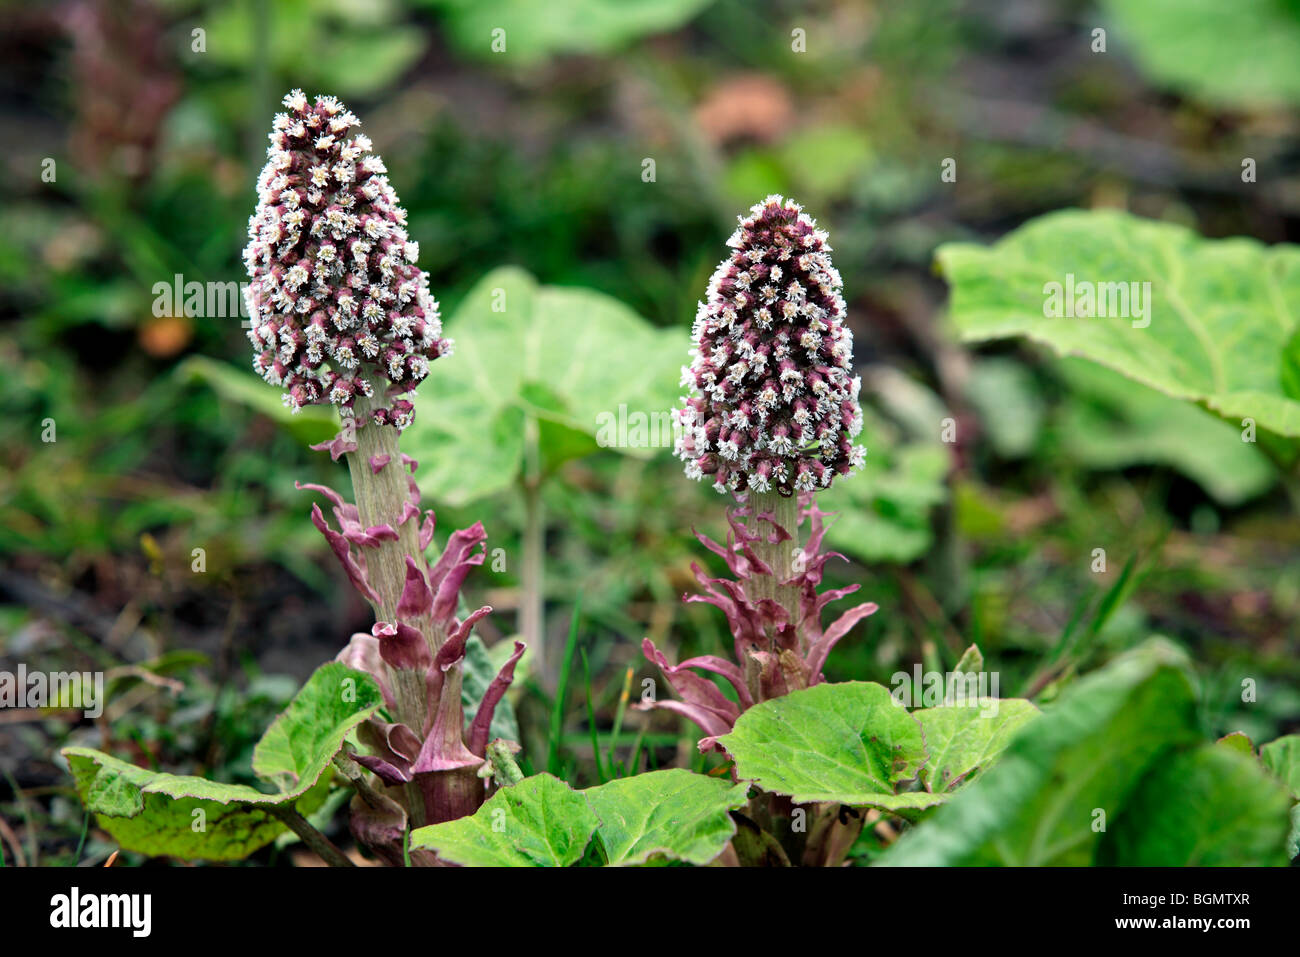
[964,357,1044,458]
[62,664,382,861]
[1055,358,1276,505]
[207,0,426,97]
[1261,734,1300,799]
[1102,745,1293,866]
[175,355,337,446]
[250,662,386,792]
[1216,730,1256,756]
[879,640,1202,865]
[717,682,936,816]
[410,769,748,866]
[583,769,749,866]
[1102,0,1300,108]
[821,407,948,563]
[403,267,685,506]
[410,774,597,866]
[421,0,714,64]
[65,749,304,861]
[914,699,1040,792]
[940,209,1300,440]
[952,644,984,675]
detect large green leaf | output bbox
[409,769,746,866]
[583,769,748,866]
[1261,734,1300,799]
[914,699,1040,793]
[940,209,1300,440]
[403,267,685,506]
[879,642,1214,866]
[1101,745,1293,866]
[821,407,949,564]
[207,0,426,97]
[250,662,386,792]
[716,682,940,816]
[410,774,597,867]
[1055,358,1276,505]
[63,663,382,861]
[1103,0,1300,108]
[420,0,714,64]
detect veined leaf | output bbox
[409,769,746,866]
[879,641,1210,866]
[404,267,684,506]
[583,769,748,866]
[914,699,1039,793]
[940,210,1300,441]
[63,663,381,861]
[717,682,935,816]
[1102,745,1292,865]
[411,774,597,867]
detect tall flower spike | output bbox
[674,194,865,496]
[644,197,877,755]
[243,89,450,432]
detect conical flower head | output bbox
[242,90,449,429]
[674,195,866,497]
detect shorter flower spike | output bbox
[674,195,866,497]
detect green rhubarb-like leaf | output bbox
[1261,734,1300,799]
[583,769,749,866]
[1055,358,1276,506]
[939,209,1300,440]
[250,662,386,792]
[411,770,749,866]
[422,0,714,65]
[62,663,382,861]
[879,641,1204,866]
[914,698,1040,793]
[717,682,933,815]
[1102,0,1300,108]
[410,774,598,867]
[1102,744,1293,866]
[404,267,684,506]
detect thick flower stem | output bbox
[342,392,429,735]
[747,490,802,637]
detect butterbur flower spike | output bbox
[646,197,876,750]
[674,194,866,497]
[243,89,451,440]
[244,92,523,861]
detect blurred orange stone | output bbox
[694,74,794,145]
[138,313,194,358]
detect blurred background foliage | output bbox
[1,0,1298,865]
